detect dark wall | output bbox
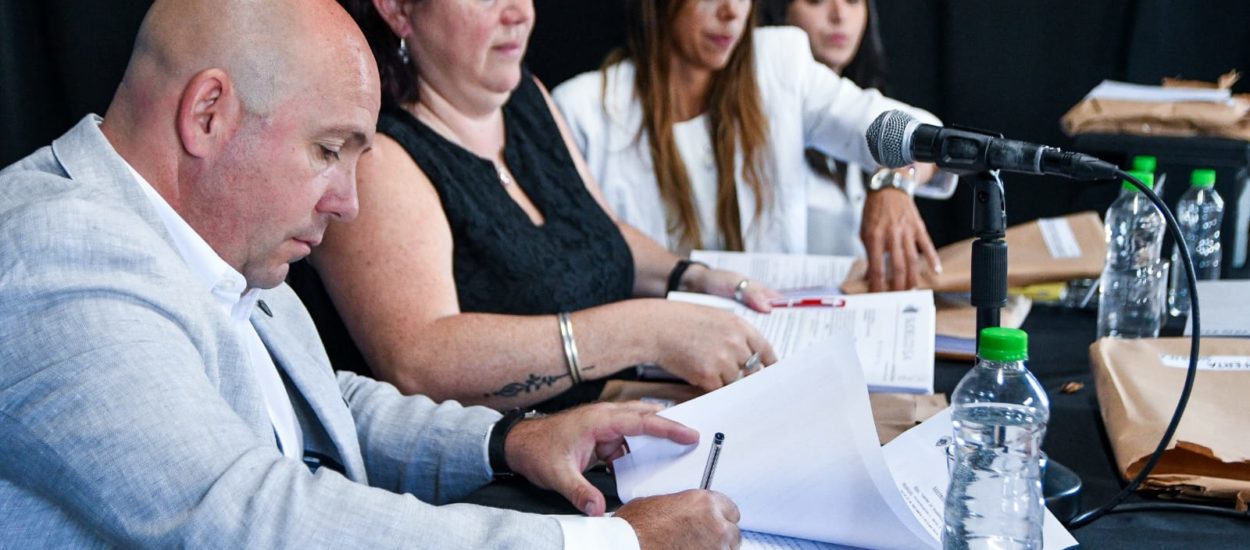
[876,0,1250,246]
[0,0,151,166]
[3,0,1248,246]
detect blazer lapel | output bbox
[250,309,368,482]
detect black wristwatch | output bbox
[666,259,709,294]
[488,409,541,478]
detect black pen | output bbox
[700,432,725,490]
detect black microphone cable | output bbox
[1067,169,1217,528]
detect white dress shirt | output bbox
[121,158,304,460]
[553,26,942,254]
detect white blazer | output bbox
[554,27,941,254]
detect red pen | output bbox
[769,297,846,308]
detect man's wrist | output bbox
[488,409,537,477]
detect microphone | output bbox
[866,110,1118,180]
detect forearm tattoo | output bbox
[484,365,596,398]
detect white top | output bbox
[122,157,304,460]
[807,159,868,257]
[553,27,940,254]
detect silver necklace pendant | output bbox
[496,165,513,187]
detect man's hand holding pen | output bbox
[505,402,741,549]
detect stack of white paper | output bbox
[1085,80,1233,103]
[613,340,1078,549]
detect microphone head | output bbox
[866,110,916,168]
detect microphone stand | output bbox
[959,169,1083,520]
[969,171,1008,343]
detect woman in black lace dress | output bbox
[292,0,779,412]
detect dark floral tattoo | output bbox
[485,366,596,398]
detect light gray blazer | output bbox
[0,116,563,548]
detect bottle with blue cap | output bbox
[943,327,1049,550]
[1097,170,1166,338]
[1168,168,1224,317]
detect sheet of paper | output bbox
[1183,280,1250,336]
[1037,217,1082,259]
[613,338,937,549]
[669,290,934,393]
[882,408,1078,550]
[1086,80,1232,103]
[742,531,852,550]
[690,250,856,292]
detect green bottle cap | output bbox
[1122,170,1154,192]
[1131,155,1157,173]
[979,327,1029,362]
[1191,169,1216,188]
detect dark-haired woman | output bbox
[291,0,780,413]
[554,0,945,291]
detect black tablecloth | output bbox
[461,305,1249,548]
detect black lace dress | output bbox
[289,75,636,411]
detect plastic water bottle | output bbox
[1097,171,1166,338]
[1168,169,1224,317]
[944,327,1049,550]
[1131,155,1166,197]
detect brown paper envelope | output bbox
[1089,337,1250,501]
[843,211,1105,294]
[1062,97,1250,140]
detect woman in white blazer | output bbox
[553,0,945,291]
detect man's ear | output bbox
[176,68,242,159]
[372,0,413,39]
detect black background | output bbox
[3,0,1249,245]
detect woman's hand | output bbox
[681,264,783,313]
[640,300,777,391]
[859,188,941,292]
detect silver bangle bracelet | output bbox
[557,312,583,385]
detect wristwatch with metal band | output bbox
[868,168,917,196]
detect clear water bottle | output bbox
[1131,155,1166,197]
[1168,169,1224,317]
[1097,171,1166,338]
[944,327,1049,550]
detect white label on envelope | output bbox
[1038,217,1081,259]
[1159,354,1250,371]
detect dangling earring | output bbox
[398,37,411,65]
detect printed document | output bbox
[669,290,935,394]
[1183,280,1250,336]
[690,250,855,292]
[613,341,1077,549]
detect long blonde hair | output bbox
[607,0,770,251]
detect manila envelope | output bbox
[1090,337,1250,509]
[842,211,1105,294]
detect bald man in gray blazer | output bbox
[0,0,740,548]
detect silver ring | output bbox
[733,279,750,302]
[742,352,762,376]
